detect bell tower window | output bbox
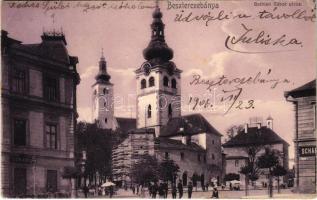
[103,88,108,94]
[171,79,177,89]
[141,79,146,89]
[163,76,169,87]
[149,77,155,87]
[147,105,152,118]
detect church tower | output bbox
[135,4,182,137]
[92,50,115,129]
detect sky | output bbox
[2,0,316,162]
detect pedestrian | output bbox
[158,183,165,198]
[136,184,140,195]
[206,182,209,191]
[132,184,136,194]
[153,182,158,198]
[229,182,232,191]
[109,185,114,198]
[83,185,89,198]
[188,181,193,199]
[211,187,219,198]
[140,185,145,198]
[172,183,177,199]
[177,180,183,199]
[163,182,168,198]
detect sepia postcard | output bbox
[1,0,316,198]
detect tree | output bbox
[224,173,240,182]
[159,159,180,185]
[257,148,280,198]
[76,122,115,187]
[130,155,159,185]
[272,165,287,193]
[240,144,264,196]
[225,125,244,141]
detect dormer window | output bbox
[141,79,146,89]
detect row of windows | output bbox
[147,104,173,118]
[141,76,177,89]
[164,152,215,163]
[12,68,60,102]
[93,88,109,96]
[14,119,58,149]
[13,168,57,196]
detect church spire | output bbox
[143,1,173,62]
[95,49,111,84]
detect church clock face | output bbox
[143,63,151,76]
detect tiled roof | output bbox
[160,114,222,137]
[285,80,316,98]
[154,137,205,152]
[116,117,136,133]
[222,126,288,147]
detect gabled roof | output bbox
[160,114,222,137]
[116,117,136,133]
[222,126,288,147]
[154,137,205,152]
[285,80,316,98]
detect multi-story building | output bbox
[285,80,316,193]
[1,30,80,197]
[222,117,289,186]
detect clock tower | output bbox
[135,4,182,137]
[92,50,115,130]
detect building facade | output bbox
[285,80,316,193]
[111,5,223,187]
[1,30,80,197]
[222,117,289,186]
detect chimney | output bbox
[244,123,248,133]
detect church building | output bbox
[92,5,224,187]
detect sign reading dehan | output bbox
[299,146,317,157]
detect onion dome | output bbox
[95,49,111,83]
[143,6,173,62]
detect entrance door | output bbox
[14,168,27,197]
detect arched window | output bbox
[147,105,152,118]
[171,79,177,89]
[103,88,108,94]
[168,104,172,117]
[149,77,155,87]
[163,76,169,87]
[141,79,146,89]
[105,118,108,124]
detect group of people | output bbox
[131,180,219,199]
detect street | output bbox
[87,188,316,199]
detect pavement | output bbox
[78,188,317,199]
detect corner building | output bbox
[1,31,80,197]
